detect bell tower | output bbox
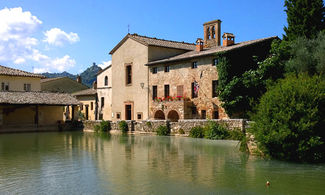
[203,19,221,48]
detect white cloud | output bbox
[98,60,112,69]
[0,7,79,73]
[0,7,42,64]
[33,67,49,73]
[47,55,76,72]
[43,28,79,46]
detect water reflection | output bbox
[0,132,324,194]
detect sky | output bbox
[0,0,287,74]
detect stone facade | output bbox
[110,37,192,122]
[149,56,228,120]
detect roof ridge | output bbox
[130,33,195,46]
[0,64,45,78]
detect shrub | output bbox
[100,120,111,132]
[119,121,128,133]
[204,121,229,140]
[156,125,170,136]
[251,74,325,162]
[228,129,244,141]
[146,121,152,127]
[94,125,100,132]
[178,128,185,134]
[189,126,204,138]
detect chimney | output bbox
[203,19,221,48]
[92,81,97,89]
[222,33,235,46]
[196,38,204,52]
[76,75,82,83]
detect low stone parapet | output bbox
[82,119,247,134]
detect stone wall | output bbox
[82,119,246,134]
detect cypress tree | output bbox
[284,0,325,41]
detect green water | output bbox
[0,132,324,195]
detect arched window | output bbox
[104,76,108,86]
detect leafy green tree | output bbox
[251,74,325,162]
[286,32,325,75]
[284,0,325,41]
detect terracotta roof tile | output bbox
[0,65,45,78]
[146,36,278,66]
[0,91,80,105]
[109,34,195,54]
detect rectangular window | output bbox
[1,82,9,91]
[152,67,158,74]
[212,58,219,66]
[101,97,105,108]
[152,85,157,100]
[137,112,143,120]
[201,110,206,119]
[212,80,218,97]
[177,85,183,97]
[192,106,197,115]
[164,66,170,72]
[192,61,198,69]
[191,82,198,98]
[91,102,93,110]
[24,83,31,92]
[213,110,219,119]
[116,112,121,119]
[164,85,169,97]
[126,65,132,85]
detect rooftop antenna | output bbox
[128,24,130,34]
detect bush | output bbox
[204,121,229,140]
[156,125,170,136]
[94,125,100,132]
[252,74,325,162]
[228,129,244,141]
[178,128,185,134]
[119,121,128,133]
[189,126,204,138]
[94,121,111,132]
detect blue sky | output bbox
[0,0,287,74]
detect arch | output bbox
[104,76,108,86]
[167,110,179,122]
[154,110,165,120]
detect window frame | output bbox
[152,85,157,100]
[164,84,170,98]
[164,65,170,73]
[212,80,218,98]
[104,76,108,86]
[24,83,31,92]
[191,82,198,98]
[191,61,198,69]
[152,67,158,74]
[125,64,132,85]
[212,58,219,66]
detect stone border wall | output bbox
[82,119,247,134]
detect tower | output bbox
[203,19,221,48]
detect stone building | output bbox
[0,65,79,132]
[109,34,195,121]
[96,65,112,120]
[107,19,276,121]
[146,20,277,121]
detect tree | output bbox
[251,74,325,162]
[284,0,325,41]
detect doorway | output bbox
[125,105,132,120]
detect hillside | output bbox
[42,63,102,87]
